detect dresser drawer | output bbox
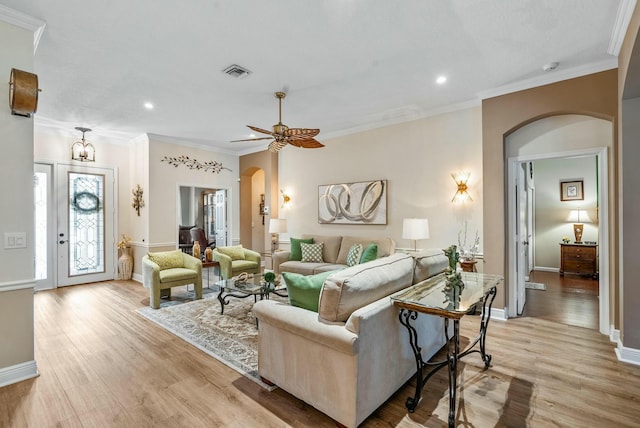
[560,243,598,278]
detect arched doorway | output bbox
[505,114,612,334]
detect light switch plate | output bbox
[4,232,27,249]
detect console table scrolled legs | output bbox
[398,286,498,428]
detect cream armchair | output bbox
[142,250,202,308]
[213,245,261,279]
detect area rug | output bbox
[137,288,283,390]
[525,282,546,290]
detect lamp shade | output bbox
[402,218,430,240]
[268,218,288,234]
[567,209,592,223]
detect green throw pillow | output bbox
[346,243,363,267]
[301,242,324,263]
[290,237,314,261]
[360,243,378,264]
[147,250,184,270]
[283,270,334,312]
[217,245,245,260]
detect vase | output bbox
[205,247,213,262]
[118,247,133,280]
[193,241,201,259]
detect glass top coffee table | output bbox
[215,275,287,315]
[391,271,503,428]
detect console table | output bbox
[391,272,503,428]
[559,243,597,279]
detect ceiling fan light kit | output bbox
[231,91,324,152]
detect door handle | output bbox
[59,240,68,244]
[522,240,529,245]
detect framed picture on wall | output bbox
[318,179,387,224]
[560,179,584,201]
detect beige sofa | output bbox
[272,234,395,275]
[254,250,449,428]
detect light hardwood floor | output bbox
[1,279,639,427]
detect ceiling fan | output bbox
[231,91,324,153]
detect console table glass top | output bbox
[391,272,503,319]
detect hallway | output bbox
[522,270,599,330]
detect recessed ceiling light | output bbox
[144,102,154,110]
[436,76,447,85]
[249,133,256,138]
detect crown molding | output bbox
[608,0,637,56]
[0,5,46,54]
[477,58,619,101]
[147,133,240,157]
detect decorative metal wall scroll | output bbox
[132,184,145,216]
[318,179,387,225]
[161,155,231,174]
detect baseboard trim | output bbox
[533,266,560,273]
[615,339,640,366]
[490,307,507,321]
[610,326,620,343]
[0,360,39,388]
[132,273,143,283]
[0,279,35,292]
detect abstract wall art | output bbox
[318,179,387,225]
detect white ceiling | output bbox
[0,0,628,154]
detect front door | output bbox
[56,164,115,286]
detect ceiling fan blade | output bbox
[284,128,320,140]
[295,138,325,149]
[247,125,275,136]
[268,140,288,153]
[230,137,273,142]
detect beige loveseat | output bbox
[272,234,395,275]
[254,250,449,428]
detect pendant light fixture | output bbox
[71,127,95,162]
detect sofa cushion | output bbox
[217,245,245,261]
[159,267,198,282]
[301,242,324,263]
[147,250,184,270]
[411,250,449,284]
[302,234,342,263]
[346,244,363,267]
[318,253,414,322]
[290,237,314,261]
[283,270,335,312]
[336,237,394,265]
[359,243,378,264]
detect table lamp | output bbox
[402,218,430,252]
[268,218,288,251]
[567,209,591,243]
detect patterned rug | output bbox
[137,287,283,390]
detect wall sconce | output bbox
[567,209,591,243]
[281,189,291,208]
[268,218,288,251]
[402,218,430,252]
[451,171,472,203]
[71,127,96,162]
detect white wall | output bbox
[0,20,36,380]
[278,106,483,253]
[147,138,240,247]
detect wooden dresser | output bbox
[559,243,598,279]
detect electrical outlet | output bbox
[4,232,26,249]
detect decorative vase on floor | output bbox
[118,247,133,280]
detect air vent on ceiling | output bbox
[223,64,252,79]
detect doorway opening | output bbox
[505,115,611,334]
